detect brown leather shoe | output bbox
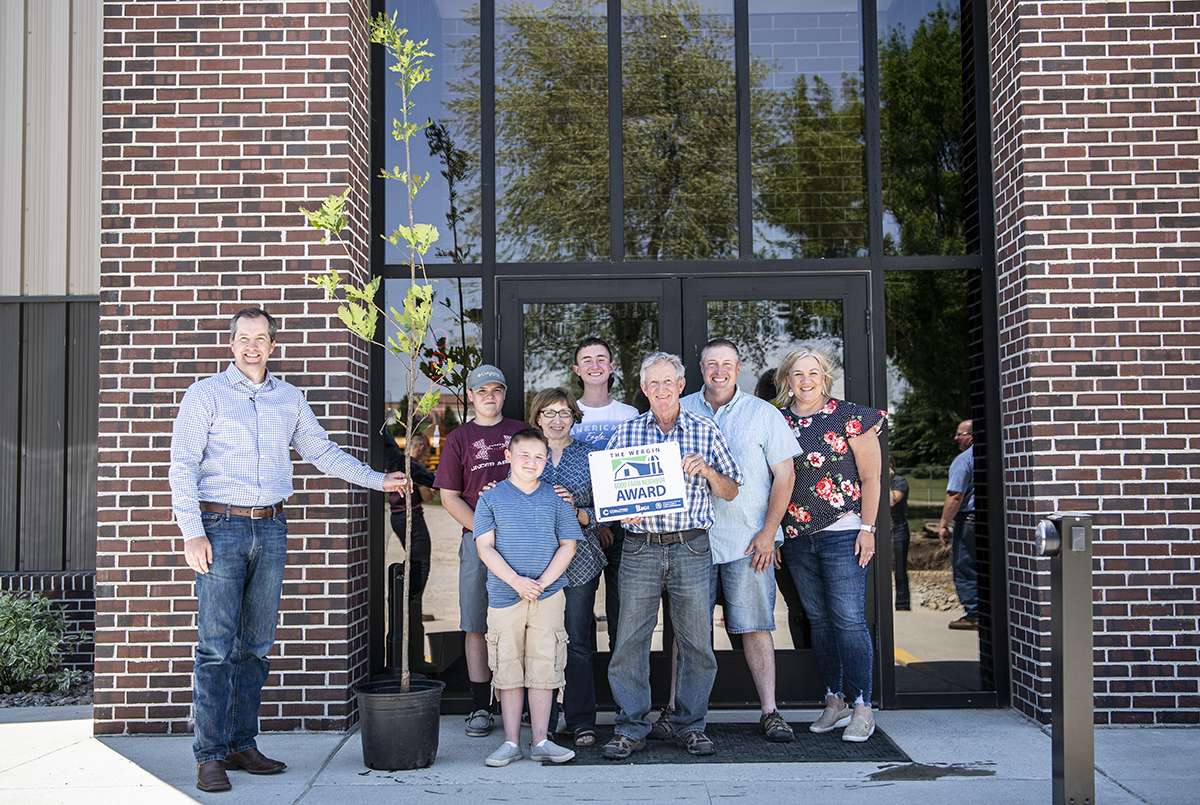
[224,747,287,775]
[948,616,979,630]
[196,760,231,792]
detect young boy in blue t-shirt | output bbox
[473,428,581,767]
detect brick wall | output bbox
[990,0,1199,724]
[96,0,376,735]
[0,573,96,673]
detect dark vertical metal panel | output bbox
[20,302,67,570]
[969,0,1010,706]
[65,301,98,571]
[481,1,498,363]
[0,303,19,571]
[608,0,623,262]
[860,0,895,710]
[734,0,750,259]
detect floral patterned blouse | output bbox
[780,398,888,539]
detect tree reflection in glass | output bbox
[622,0,740,260]
[879,3,966,256]
[522,302,658,407]
[707,299,845,396]
[494,0,610,262]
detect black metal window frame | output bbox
[367,0,1008,709]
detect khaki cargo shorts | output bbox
[486,590,568,691]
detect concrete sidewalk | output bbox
[0,704,1192,804]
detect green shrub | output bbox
[0,591,90,694]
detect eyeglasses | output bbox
[955,431,971,437]
[539,409,573,420]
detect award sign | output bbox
[589,441,688,522]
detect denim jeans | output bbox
[192,508,288,763]
[779,528,873,706]
[952,515,979,619]
[600,526,624,648]
[892,520,911,609]
[608,532,717,740]
[562,574,601,732]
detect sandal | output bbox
[573,727,597,747]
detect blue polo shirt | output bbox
[681,387,801,565]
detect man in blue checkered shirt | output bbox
[169,308,406,793]
[601,352,743,761]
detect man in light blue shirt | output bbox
[169,308,405,793]
[681,338,799,743]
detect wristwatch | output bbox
[860,524,876,534]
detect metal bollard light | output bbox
[1035,514,1095,805]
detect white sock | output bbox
[534,739,548,748]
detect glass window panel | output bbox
[522,302,658,408]
[878,0,967,256]
[495,0,610,262]
[389,0,481,266]
[623,0,738,260]
[384,277,483,432]
[706,299,845,398]
[884,268,979,689]
[750,0,866,259]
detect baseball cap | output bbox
[466,364,507,390]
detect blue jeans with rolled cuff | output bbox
[779,528,873,707]
[607,531,717,741]
[192,507,288,763]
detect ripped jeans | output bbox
[779,528,873,706]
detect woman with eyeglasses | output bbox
[528,387,607,747]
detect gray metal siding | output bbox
[66,303,98,570]
[19,302,67,569]
[0,303,18,570]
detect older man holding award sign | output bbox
[595,352,743,760]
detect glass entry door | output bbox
[497,273,875,706]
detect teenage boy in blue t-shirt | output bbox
[473,428,582,767]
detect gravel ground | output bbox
[910,570,961,611]
[0,672,93,708]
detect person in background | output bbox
[939,420,978,630]
[890,455,911,611]
[385,430,439,673]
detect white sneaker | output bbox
[809,703,852,733]
[485,741,523,767]
[841,713,876,743]
[530,739,575,764]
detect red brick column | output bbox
[96,1,376,735]
[991,0,1199,724]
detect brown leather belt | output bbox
[199,502,284,519]
[643,529,704,545]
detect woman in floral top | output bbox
[774,344,887,744]
[529,387,606,748]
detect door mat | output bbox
[558,720,911,766]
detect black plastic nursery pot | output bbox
[355,677,446,770]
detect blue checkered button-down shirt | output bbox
[169,364,386,542]
[606,407,743,534]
